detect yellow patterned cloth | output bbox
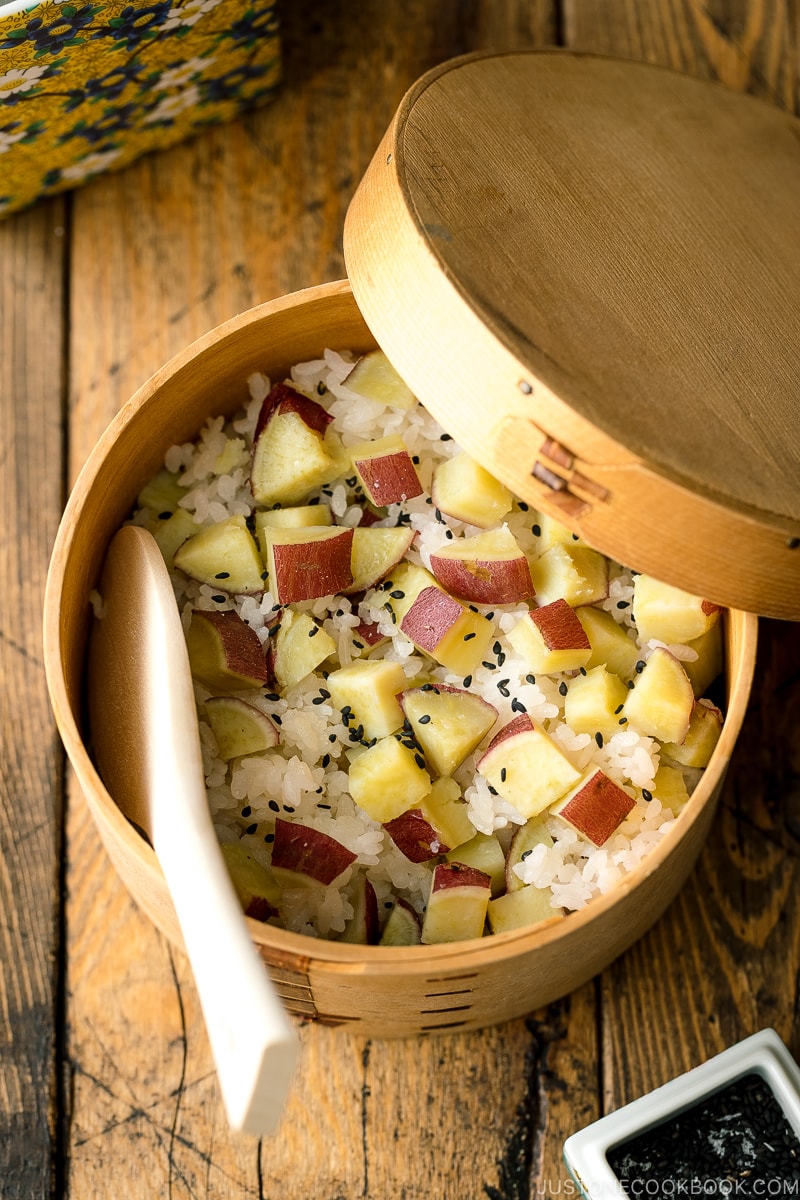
[0,0,280,215]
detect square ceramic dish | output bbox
[563,1029,800,1197]
[0,0,280,217]
[44,50,800,1037]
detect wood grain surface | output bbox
[3,0,800,1197]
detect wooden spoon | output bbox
[87,524,298,1134]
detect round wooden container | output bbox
[45,51,800,1037]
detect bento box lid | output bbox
[343,50,800,621]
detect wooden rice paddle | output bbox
[87,524,297,1134]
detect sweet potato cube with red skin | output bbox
[399,683,498,777]
[384,807,446,863]
[270,818,357,887]
[401,586,463,653]
[255,382,333,439]
[250,384,342,507]
[185,609,268,692]
[266,526,354,603]
[421,861,492,944]
[508,598,592,674]
[476,713,581,818]
[383,777,474,862]
[400,586,493,675]
[350,435,423,507]
[551,769,636,846]
[345,525,415,594]
[622,647,695,743]
[429,527,534,605]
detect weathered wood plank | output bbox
[0,198,66,1197]
[60,1,800,1197]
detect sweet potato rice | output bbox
[125,349,725,945]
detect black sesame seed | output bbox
[421,682,434,691]
[497,651,506,666]
[246,822,258,835]
[482,661,496,670]
[618,716,628,724]
[268,623,281,637]
[319,689,330,699]
[642,788,653,802]
[215,571,231,579]
[518,501,529,512]
[212,594,226,603]
[390,589,405,599]
[463,675,473,687]
[312,696,325,704]
[558,681,568,696]
[241,805,252,818]
[525,674,536,685]
[265,692,280,702]
[521,848,532,860]
[158,510,173,520]
[316,786,324,794]
[414,753,426,769]
[317,802,331,810]
[579,667,587,676]
[308,625,319,637]
[353,640,364,650]
[445,529,454,539]
[488,785,498,796]
[463,631,477,641]
[532,523,541,537]
[500,767,507,782]
[498,684,510,697]
[595,732,604,748]
[329,732,337,742]
[627,680,635,690]
[635,660,646,673]
[434,508,444,522]
[440,433,452,441]
[616,600,630,609]
[268,800,280,813]
[321,754,330,767]
[317,381,327,395]
[272,714,282,724]
[418,714,432,724]
[614,703,624,714]
[493,641,502,655]
[412,455,420,464]
[264,832,274,843]
[511,698,527,713]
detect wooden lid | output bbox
[344,51,800,619]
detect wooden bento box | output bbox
[44,52,800,1037]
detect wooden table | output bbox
[4,1,800,1195]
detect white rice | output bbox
[130,351,720,941]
